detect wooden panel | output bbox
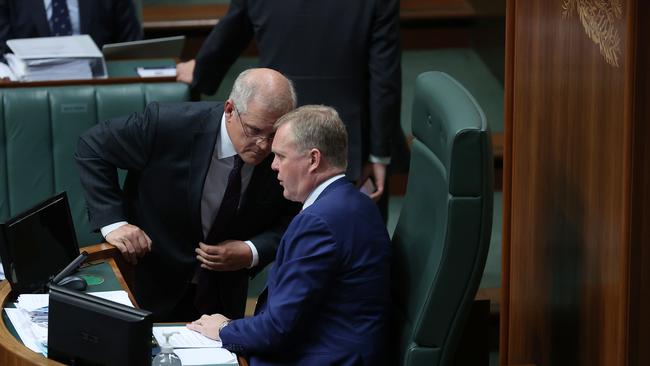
[628,1,650,364]
[502,0,645,365]
[142,0,477,30]
[142,1,477,58]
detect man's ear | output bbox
[224,99,234,116]
[308,148,321,172]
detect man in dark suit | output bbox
[188,105,391,365]
[0,0,142,55]
[75,68,299,322]
[176,0,402,206]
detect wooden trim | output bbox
[0,246,141,365]
[0,76,175,89]
[142,0,478,32]
[83,244,135,294]
[499,0,515,364]
[628,1,650,364]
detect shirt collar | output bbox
[217,112,238,159]
[302,174,346,210]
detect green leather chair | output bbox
[0,83,189,246]
[392,71,493,366]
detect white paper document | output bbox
[136,66,177,78]
[175,348,238,365]
[7,35,102,59]
[4,308,47,355]
[16,294,48,312]
[88,290,134,307]
[5,35,106,81]
[16,290,133,311]
[154,325,222,348]
[0,62,17,81]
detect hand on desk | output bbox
[105,224,152,265]
[187,313,230,341]
[196,240,253,271]
[176,59,196,85]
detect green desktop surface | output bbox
[106,58,176,78]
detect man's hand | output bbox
[105,224,152,265]
[187,313,230,341]
[358,162,387,202]
[176,59,196,84]
[196,240,253,271]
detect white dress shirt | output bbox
[302,174,346,210]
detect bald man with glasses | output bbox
[75,68,300,322]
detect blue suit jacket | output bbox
[221,178,391,365]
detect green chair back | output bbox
[392,71,493,366]
[0,83,189,246]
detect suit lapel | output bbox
[77,0,91,34]
[32,0,51,36]
[188,106,224,240]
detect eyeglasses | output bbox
[233,105,274,144]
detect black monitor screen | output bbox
[48,284,152,366]
[0,192,79,294]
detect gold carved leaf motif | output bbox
[562,0,623,67]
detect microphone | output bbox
[51,251,88,286]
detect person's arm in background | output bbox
[0,0,12,57]
[74,104,163,263]
[360,0,402,202]
[111,0,143,42]
[176,0,253,95]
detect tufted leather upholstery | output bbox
[0,83,189,246]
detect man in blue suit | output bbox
[188,105,391,365]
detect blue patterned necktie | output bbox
[50,0,72,36]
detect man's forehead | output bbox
[242,106,282,128]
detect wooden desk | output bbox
[0,59,176,88]
[0,245,131,366]
[0,244,247,366]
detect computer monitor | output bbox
[0,192,79,294]
[102,35,185,60]
[48,284,152,366]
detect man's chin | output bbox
[242,152,268,165]
[283,190,299,203]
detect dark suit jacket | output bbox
[221,178,391,365]
[0,0,142,55]
[75,102,297,320]
[192,0,401,180]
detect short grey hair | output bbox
[275,105,348,170]
[229,69,297,115]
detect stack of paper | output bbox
[4,290,135,356]
[153,325,239,365]
[4,35,107,82]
